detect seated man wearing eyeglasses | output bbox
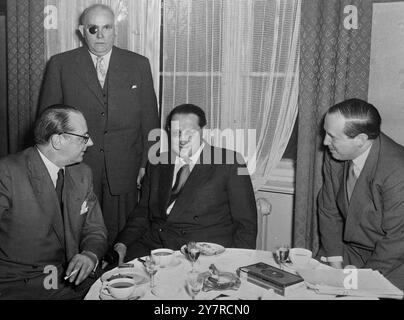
[0,105,108,299]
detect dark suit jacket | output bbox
[318,133,404,289]
[39,46,159,195]
[0,147,108,282]
[117,145,258,250]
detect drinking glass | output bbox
[144,255,158,289]
[185,242,201,271]
[186,270,204,300]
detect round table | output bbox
[85,248,344,300]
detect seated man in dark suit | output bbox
[0,105,108,299]
[105,104,257,264]
[318,98,404,290]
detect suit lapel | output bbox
[74,47,105,108]
[347,137,380,219]
[107,47,140,100]
[63,167,84,261]
[159,162,175,217]
[336,162,349,217]
[27,148,66,249]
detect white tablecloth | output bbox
[85,248,370,300]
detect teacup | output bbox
[103,277,136,300]
[288,248,312,268]
[151,248,175,268]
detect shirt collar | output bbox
[36,147,64,188]
[89,49,112,69]
[351,142,373,174]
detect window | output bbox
[159,0,300,192]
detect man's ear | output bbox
[51,134,63,150]
[78,25,85,38]
[356,133,369,146]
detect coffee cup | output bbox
[103,277,136,300]
[288,248,312,268]
[151,248,174,268]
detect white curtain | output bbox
[161,0,301,191]
[43,0,161,95]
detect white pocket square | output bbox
[80,200,89,215]
[131,84,137,89]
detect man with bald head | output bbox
[39,4,159,246]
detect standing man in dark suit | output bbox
[39,4,159,246]
[0,105,108,299]
[106,104,257,264]
[318,98,404,290]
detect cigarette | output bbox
[64,269,79,280]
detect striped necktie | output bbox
[96,56,107,88]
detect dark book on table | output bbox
[237,262,304,296]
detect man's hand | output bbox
[137,167,146,189]
[114,243,127,265]
[65,253,96,285]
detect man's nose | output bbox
[96,29,104,39]
[87,137,94,147]
[323,135,330,146]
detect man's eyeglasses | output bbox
[59,132,90,144]
[87,24,113,35]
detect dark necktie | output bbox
[346,161,357,202]
[168,164,191,207]
[55,169,64,212]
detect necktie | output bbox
[96,56,107,88]
[55,169,64,212]
[168,164,191,207]
[346,161,357,202]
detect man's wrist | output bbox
[114,242,127,260]
[82,250,99,271]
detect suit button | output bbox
[100,149,104,153]
[101,112,105,116]
[193,216,199,221]
[159,228,163,232]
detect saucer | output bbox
[99,285,146,300]
[101,267,149,285]
[159,257,182,269]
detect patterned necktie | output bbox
[96,56,107,88]
[346,160,357,202]
[168,164,191,207]
[55,169,64,212]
